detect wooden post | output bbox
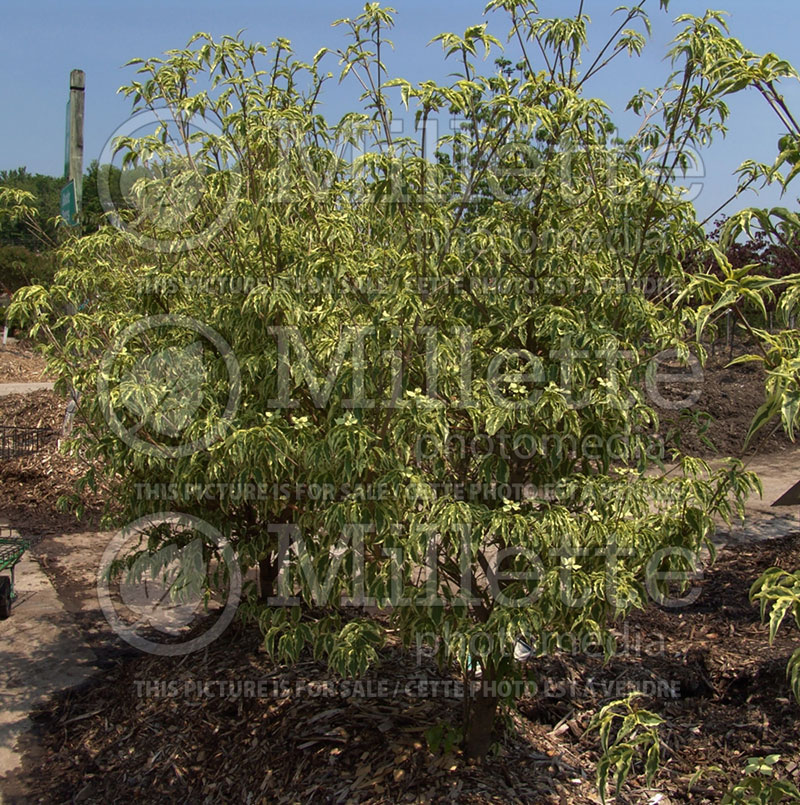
[726,310,733,359]
[68,69,85,214]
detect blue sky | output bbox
[2,0,799,222]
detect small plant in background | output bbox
[750,567,800,704]
[690,756,800,804]
[586,693,663,803]
[425,721,463,756]
[721,755,800,804]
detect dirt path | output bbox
[712,446,800,545]
[0,383,54,397]
[0,531,100,803]
[30,530,129,665]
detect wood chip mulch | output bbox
[16,626,599,805]
[0,343,52,383]
[8,534,800,805]
[0,390,106,533]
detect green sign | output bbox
[60,180,77,226]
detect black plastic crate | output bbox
[0,425,56,460]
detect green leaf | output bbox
[744,394,782,449]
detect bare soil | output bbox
[658,347,797,458]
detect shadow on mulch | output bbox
[3,534,799,804]
[527,533,800,803]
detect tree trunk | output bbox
[258,555,278,602]
[464,673,499,761]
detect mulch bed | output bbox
[658,347,797,459]
[8,533,800,805]
[0,390,105,534]
[0,388,61,430]
[535,533,800,803]
[0,343,51,383]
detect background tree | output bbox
[0,167,61,247]
[80,159,138,235]
[0,169,61,296]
